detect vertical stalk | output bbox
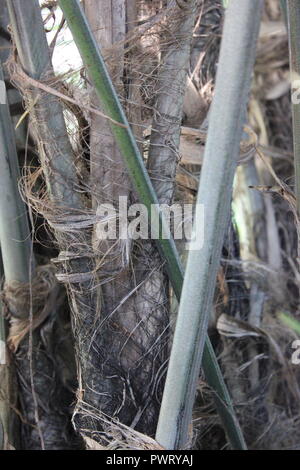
[156,0,262,449]
[287,0,300,213]
[0,64,31,284]
[59,0,246,449]
[0,60,32,449]
[0,5,30,448]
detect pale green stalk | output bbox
[0,63,31,285]
[156,0,263,449]
[0,60,31,449]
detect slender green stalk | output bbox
[287,0,300,213]
[59,0,246,449]
[0,63,31,285]
[278,311,300,335]
[0,60,31,449]
[156,0,262,449]
[0,5,30,450]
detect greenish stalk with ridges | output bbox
[0,60,32,449]
[287,0,300,213]
[155,0,262,449]
[0,4,32,449]
[59,0,246,450]
[0,64,32,285]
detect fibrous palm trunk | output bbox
[76,0,172,438]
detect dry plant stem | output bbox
[287,0,300,214]
[0,252,16,450]
[125,0,143,154]
[59,0,245,450]
[156,0,262,449]
[232,162,266,397]
[233,161,267,328]
[83,0,168,435]
[148,0,196,204]
[84,0,128,209]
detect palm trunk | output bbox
[76,0,169,438]
[60,0,245,449]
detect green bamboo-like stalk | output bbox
[0,63,32,286]
[287,0,300,213]
[59,0,246,449]
[155,0,262,449]
[0,60,32,449]
[0,4,31,449]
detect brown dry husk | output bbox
[2,265,79,449]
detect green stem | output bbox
[0,60,31,449]
[0,62,32,285]
[156,0,262,449]
[59,0,246,450]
